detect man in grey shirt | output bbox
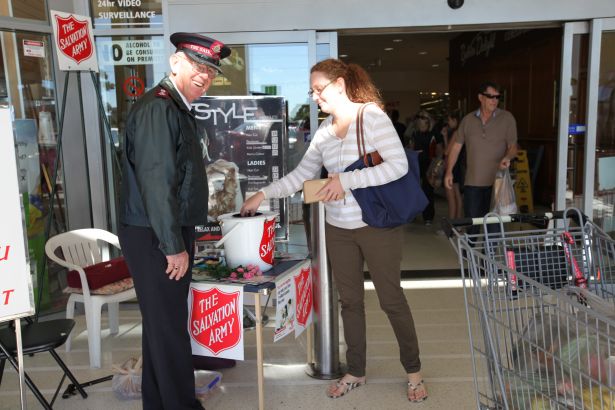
[444,81,518,234]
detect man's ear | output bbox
[169,54,180,75]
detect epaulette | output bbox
[155,87,170,99]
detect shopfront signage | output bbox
[23,40,45,58]
[0,108,35,323]
[123,75,145,97]
[96,39,165,66]
[50,10,98,72]
[91,0,162,28]
[568,124,586,135]
[189,283,244,360]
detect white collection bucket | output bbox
[214,211,278,272]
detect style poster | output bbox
[274,260,313,342]
[189,282,244,360]
[192,96,288,242]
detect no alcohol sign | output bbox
[123,75,145,97]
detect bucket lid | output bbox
[217,211,278,222]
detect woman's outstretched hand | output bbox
[240,191,265,216]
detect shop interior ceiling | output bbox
[338,32,455,74]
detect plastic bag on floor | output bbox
[195,370,222,399]
[112,356,142,400]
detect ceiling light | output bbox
[384,47,394,51]
[432,64,440,68]
[418,51,428,55]
[444,92,449,96]
[392,39,403,43]
[339,54,348,58]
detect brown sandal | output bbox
[407,379,428,402]
[327,378,366,398]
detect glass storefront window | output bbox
[0,0,48,21]
[1,30,61,310]
[593,31,615,236]
[91,0,163,29]
[95,35,167,141]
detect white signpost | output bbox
[0,108,36,409]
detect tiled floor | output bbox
[1,197,478,409]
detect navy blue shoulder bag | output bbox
[344,103,428,228]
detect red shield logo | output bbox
[189,287,241,355]
[55,14,93,64]
[259,219,275,265]
[294,267,313,326]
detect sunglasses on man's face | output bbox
[481,92,501,100]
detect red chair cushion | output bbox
[66,257,131,290]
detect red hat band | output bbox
[178,42,220,61]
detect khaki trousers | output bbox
[326,223,421,377]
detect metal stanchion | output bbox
[305,202,345,379]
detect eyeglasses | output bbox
[308,79,335,97]
[481,92,501,100]
[180,54,218,78]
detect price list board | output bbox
[192,96,288,242]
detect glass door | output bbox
[197,31,336,238]
[558,19,615,237]
[592,20,615,235]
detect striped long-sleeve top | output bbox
[261,103,408,229]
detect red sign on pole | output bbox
[55,14,93,64]
[294,267,313,327]
[190,287,241,356]
[50,10,98,72]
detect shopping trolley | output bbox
[443,209,615,409]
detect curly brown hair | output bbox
[310,59,383,109]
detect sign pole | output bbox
[15,319,26,410]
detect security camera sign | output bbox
[50,10,99,72]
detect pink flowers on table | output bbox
[227,264,263,280]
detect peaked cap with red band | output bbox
[170,32,231,74]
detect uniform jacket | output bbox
[119,76,208,255]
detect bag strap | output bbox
[355,102,383,167]
[356,103,375,166]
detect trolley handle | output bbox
[441,210,588,238]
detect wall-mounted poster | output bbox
[192,96,288,242]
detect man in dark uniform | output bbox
[118,32,230,409]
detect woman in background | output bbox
[240,58,427,403]
[442,110,464,219]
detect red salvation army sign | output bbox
[0,108,35,323]
[259,219,275,265]
[50,10,98,72]
[189,283,244,360]
[294,267,313,327]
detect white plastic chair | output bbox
[45,229,137,368]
